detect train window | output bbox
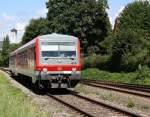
[42,51,58,57]
[59,51,76,58]
[18,51,28,65]
[59,45,75,51]
[41,44,59,57]
[59,45,76,57]
[41,45,58,51]
[41,42,76,58]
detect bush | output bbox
[82,55,110,70]
[82,68,150,85]
[110,29,150,72]
[120,48,150,72]
[82,68,131,82]
[131,66,150,85]
[110,1,150,72]
[95,55,110,70]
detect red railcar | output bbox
[9,34,81,88]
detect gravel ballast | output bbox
[75,84,150,116]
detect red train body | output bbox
[9,34,81,88]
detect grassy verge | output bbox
[0,73,48,117]
[82,68,150,85]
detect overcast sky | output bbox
[0,0,133,43]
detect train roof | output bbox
[38,33,78,41]
[10,33,78,56]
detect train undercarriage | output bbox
[35,72,80,89]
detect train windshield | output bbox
[41,42,76,58]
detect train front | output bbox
[36,34,81,88]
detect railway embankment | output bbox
[0,70,78,117]
[0,71,48,117]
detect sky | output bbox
[0,0,134,43]
[107,0,133,25]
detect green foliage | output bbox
[99,34,114,55]
[9,43,20,52]
[83,55,110,70]
[82,68,150,85]
[22,18,50,44]
[100,93,115,101]
[0,36,19,66]
[111,30,142,71]
[131,66,150,85]
[119,1,150,38]
[1,35,10,66]
[46,0,112,54]
[127,100,135,108]
[0,73,48,117]
[111,1,150,72]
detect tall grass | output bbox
[82,67,150,85]
[0,74,48,117]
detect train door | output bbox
[28,47,35,71]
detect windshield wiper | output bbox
[44,58,51,60]
[44,57,75,60]
[70,57,75,60]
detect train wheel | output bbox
[33,81,43,94]
[41,81,51,89]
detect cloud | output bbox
[15,22,27,31]
[115,6,125,18]
[0,7,48,42]
[34,8,48,19]
[106,8,114,28]
[107,6,125,29]
[0,13,16,41]
[16,22,27,40]
[13,8,48,43]
[8,22,28,43]
[12,8,48,42]
[109,16,113,26]
[3,13,16,21]
[0,13,16,30]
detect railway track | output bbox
[47,90,147,117]
[80,80,150,98]
[0,68,149,117]
[82,80,150,90]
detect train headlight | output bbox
[43,68,48,73]
[72,68,76,72]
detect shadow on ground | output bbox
[6,71,77,96]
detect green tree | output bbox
[46,0,111,54]
[1,35,10,66]
[22,18,50,44]
[111,1,150,71]
[9,43,20,52]
[119,1,150,38]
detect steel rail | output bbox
[47,93,94,117]
[81,80,150,93]
[80,82,150,98]
[68,90,147,117]
[82,79,150,89]
[47,90,147,117]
